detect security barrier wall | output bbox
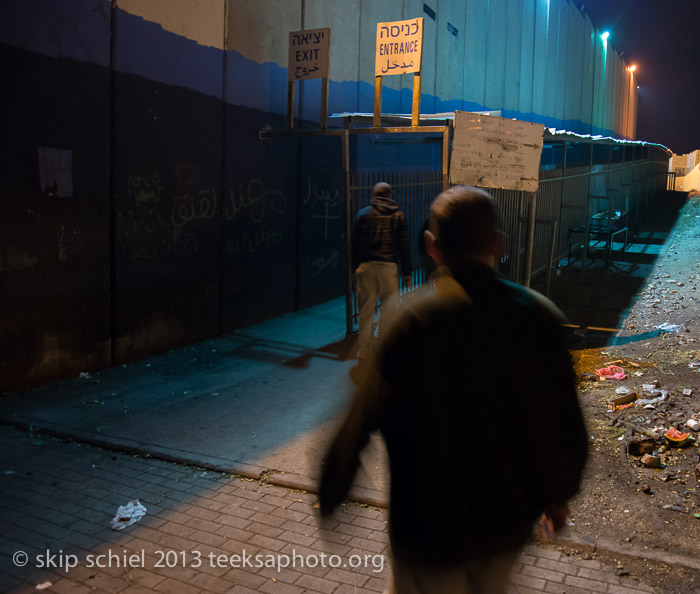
[0,0,648,388]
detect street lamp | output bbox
[627,65,637,139]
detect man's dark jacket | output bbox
[352,196,411,276]
[319,263,588,565]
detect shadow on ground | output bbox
[532,191,688,349]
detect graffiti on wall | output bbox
[116,168,214,269]
[0,246,39,272]
[303,177,342,239]
[305,250,339,278]
[224,179,287,256]
[301,178,344,281]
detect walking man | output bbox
[321,185,588,593]
[352,182,411,361]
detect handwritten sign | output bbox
[449,111,545,192]
[288,28,330,81]
[375,17,423,76]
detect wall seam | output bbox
[218,0,229,333]
[109,0,117,365]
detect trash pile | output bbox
[582,356,700,517]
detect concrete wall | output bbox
[672,151,700,191]
[1,0,640,389]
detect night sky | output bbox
[578,0,700,155]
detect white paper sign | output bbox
[450,111,545,192]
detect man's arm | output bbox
[319,365,386,516]
[520,303,588,517]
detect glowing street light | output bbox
[629,64,637,73]
[601,31,610,42]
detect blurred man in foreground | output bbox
[320,185,588,593]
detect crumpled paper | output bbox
[111,499,147,531]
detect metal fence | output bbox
[346,136,670,332]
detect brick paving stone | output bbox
[350,516,387,532]
[272,507,309,523]
[259,579,306,594]
[248,511,287,528]
[248,533,288,552]
[543,582,598,594]
[45,577,96,593]
[246,520,284,539]
[524,544,562,560]
[215,512,253,530]
[223,567,268,590]
[520,563,566,584]
[334,522,374,540]
[345,535,387,554]
[578,565,623,585]
[511,571,548,591]
[564,573,609,592]
[277,529,317,548]
[153,576,202,594]
[257,565,305,584]
[334,586,380,594]
[536,556,581,576]
[294,572,340,593]
[0,425,663,594]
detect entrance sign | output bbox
[288,28,330,81]
[450,111,545,192]
[374,18,423,76]
[373,17,424,127]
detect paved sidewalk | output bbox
[0,298,389,504]
[0,426,656,594]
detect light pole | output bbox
[628,65,637,140]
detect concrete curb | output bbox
[543,529,700,573]
[0,416,389,508]
[4,417,699,576]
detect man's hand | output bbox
[545,503,571,531]
[537,503,570,541]
[402,275,412,288]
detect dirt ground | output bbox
[535,193,700,592]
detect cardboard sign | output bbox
[450,111,545,192]
[375,18,423,76]
[288,28,330,81]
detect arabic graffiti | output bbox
[304,178,343,239]
[117,168,212,270]
[225,225,285,256]
[306,249,339,279]
[224,180,287,223]
[116,209,198,270]
[224,180,288,257]
[0,246,39,272]
[172,188,217,228]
